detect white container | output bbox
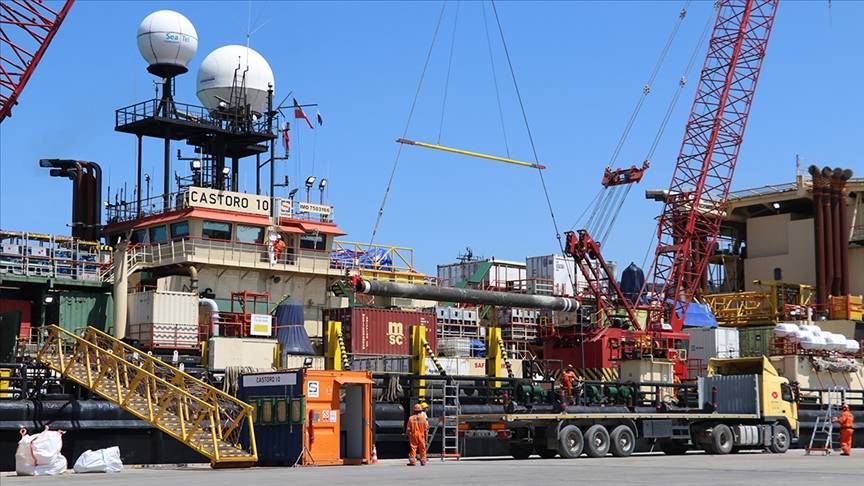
[208,337,277,370]
[526,254,583,296]
[282,354,325,370]
[426,357,486,376]
[686,327,740,362]
[128,290,199,327]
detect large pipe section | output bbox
[808,165,854,305]
[354,279,580,312]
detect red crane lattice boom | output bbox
[648,0,779,331]
[0,0,73,122]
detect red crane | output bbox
[0,0,74,122]
[565,0,779,333]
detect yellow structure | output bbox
[397,138,546,170]
[36,326,257,467]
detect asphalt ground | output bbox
[3,449,862,485]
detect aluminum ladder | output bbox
[36,325,258,467]
[425,381,461,461]
[805,386,845,455]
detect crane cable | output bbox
[482,1,511,158]
[577,2,692,246]
[437,1,461,144]
[368,2,448,247]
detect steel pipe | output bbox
[354,279,579,312]
[809,166,827,306]
[838,168,853,295]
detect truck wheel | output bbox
[768,424,790,454]
[535,446,558,459]
[510,443,533,460]
[707,424,733,455]
[658,439,688,455]
[557,425,584,458]
[610,425,636,457]
[584,425,611,458]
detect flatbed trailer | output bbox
[452,358,799,459]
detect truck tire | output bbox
[610,425,636,457]
[768,424,790,454]
[510,443,533,460]
[558,425,584,458]
[658,439,688,455]
[584,425,611,458]
[707,424,733,455]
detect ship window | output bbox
[300,233,325,250]
[236,225,264,244]
[203,221,232,241]
[171,221,190,239]
[149,225,168,243]
[131,229,147,244]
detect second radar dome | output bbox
[196,45,275,116]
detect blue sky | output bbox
[1,1,862,275]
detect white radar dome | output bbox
[137,10,198,77]
[196,45,275,115]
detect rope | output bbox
[437,1,461,144]
[368,2,448,247]
[482,1,510,158]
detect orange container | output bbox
[302,369,373,466]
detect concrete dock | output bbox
[3,450,862,485]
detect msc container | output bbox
[685,327,740,364]
[737,325,776,358]
[0,298,31,339]
[128,290,199,349]
[207,337,277,370]
[323,308,436,356]
[526,254,584,296]
[437,259,526,290]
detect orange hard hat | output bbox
[413,403,423,412]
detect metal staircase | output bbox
[36,325,257,467]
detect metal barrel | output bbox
[354,279,579,312]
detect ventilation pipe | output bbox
[199,298,220,337]
[809,165,827,307]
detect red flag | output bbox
[293,98,314,129]
[281,122,290,153]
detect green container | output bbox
[55,291,114,334]
[737,325,775,358]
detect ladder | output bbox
[36,325,257,467]
[805,386,845,455]
[426,381,461,461]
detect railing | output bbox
[115,98,272,135]
[331,240,417,274]
[0,230,109,282]
[727,181,801,201]
[36,325,257,466]
[106,191,188,223]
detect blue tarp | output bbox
[274,302,314,355]
[330,248,395,271]
[678,302,719,328]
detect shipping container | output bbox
[737,325,776,358]
[48,291,113,334]
[323,308,436,356]
[426,357,487,376]
[437,259,526,290]
[0,298,31,339]
[128,290,199,349]
[207,337,277,370]
[685,327,740,365]
[526,254,584,296]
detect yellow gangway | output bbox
[36,325,257,467]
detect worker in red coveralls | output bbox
[561,365,578,405]
[406,403,429,466]
[272,235,286,264]
[835,403,854,456]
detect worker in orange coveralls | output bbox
[406,403,429,466]
[835,403,854,456]
[561,365,578,405]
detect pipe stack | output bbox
[808,165,854,307]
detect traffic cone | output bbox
[371,445,379,464]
